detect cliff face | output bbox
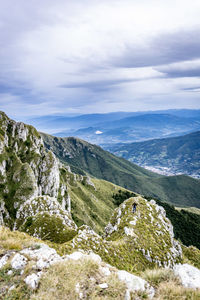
[0,111,76,240]
[0,112,122,240]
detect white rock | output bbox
[24,272,42,290]
[117,270,154,299]
[118,270,146,291]
[36,259,49,270]
[99,283,108,289]
[100,266,111,276]
[124,227,135,237]
[9,285,15,291]
[11,253,27,270]
[21,244,61,265]
[105,223,115,235]
[88,252,102,263]
[174,264,200,289]
[7,270,13,275]
[0,254,9,269]
[129,220,137,226]
[67,251,85,261]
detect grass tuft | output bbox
[141,268,178,287]
[31,258,126,300]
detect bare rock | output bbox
[173,263,200,289]
[11,253,27,270]
[24,272,42,290]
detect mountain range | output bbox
[29,109,200,144]
[104,131,200,178]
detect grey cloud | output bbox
[181,86,200,92]
[60,78,138,92]
[111,29,200,69]
[156,66,200,78]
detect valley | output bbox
[104,131,200,179]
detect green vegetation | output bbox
[0,265,32,300]
[176,206,200,215]
[144,196,200,249]
[63,197,182,273]
[182,245,200,269]
[21,212,77,243]
[112,189,136,206]
[41,133,200,208]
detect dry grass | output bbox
[153,281,200,300]
[0,226,66,255]
[31,258,126,300]
[0,226,40,251]
[142,268,178,287]
[141,268,200,300]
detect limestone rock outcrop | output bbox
[105,197,182,269]
[64,196,182,273]
[0,111,76,240]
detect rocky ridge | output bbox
[64,197,182,273]
[0,112,102,241]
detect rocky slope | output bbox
[0,111,124,239]
[0,225,200,299]
[0,230,155,299]
[64,197,182,273]
[0,111,77,240]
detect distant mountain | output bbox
[41,133,200,208]
[28,109,200,144]
[56,113,200,144]
[28,112,140,133]
[104,131,200,178]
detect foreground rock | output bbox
[117,270,155,299]
[174,263,200,289]
[0,244,154,298]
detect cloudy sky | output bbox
[0,0,200,121]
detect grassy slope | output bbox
[145,196,200,249]
[41,133,200,208]
[68,176,126,235]
[176,206,200,215]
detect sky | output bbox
[0,0,200,121]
